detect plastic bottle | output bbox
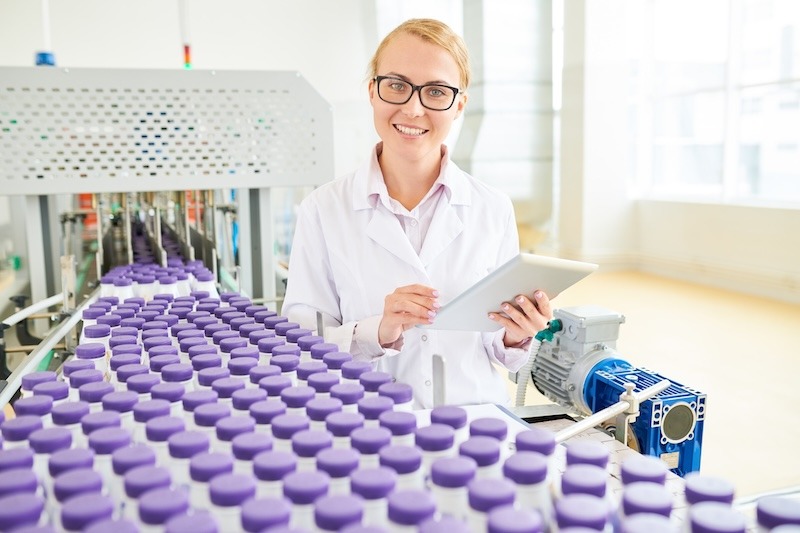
[1,415,43,450]
[257,337,286,365]
[208,473,256,528]
[131,399,171,444]
[487,504,545,533]
[53,468,104,529]
[126,373,160,404]
[160,362,194,394]
[272,352,302,386]
[115,364,150,393]
[215,415,256,455]
[555,493,610,530]
[565,439,610,469]
[14,396,54,429]
[137,487,190,532]
[232,387,268,417]
[75,342,109,377]
[271,414,311,453]
[755,496,800,531]
[430,456,477,521]
[50,401,90,448]
[306,397,344,433]
[81,411,122,446]
[33,380,69,410]
[19,371,57,399]
[619,512,676,533]
[122,464,173,520]
[196,367,231,393]
[102,390,139,434]
[145,415,185,466]
[110,444,157,515]
[231,432,273,475]
[61,360,94,391]
[297,335,325,363]
[282,470,330,531]
[228,357,259,384]
[292,429,333,471]
[188,452,234,511]
[61,493,115,532]
[241,497,292,532]
[211,377,246,409]
[415,423,456,478]
[351,426,393,470]
[502,451,552,525]
[317,447,361,495]
[284,328,313,351]
[387,489,437,531]
[165,510,218,533]
[321,351,352,378]
[0,448,34,474]
[379,444,425,491]
[560,464,609,499]
[0,493,46,532]
[315,493,365,531]
[253,449,298,499]
[326,411,366,449]
[194,403,231,446]
[167,430,210,494]
[87,426,132,489]
[430,405,469,447]
[469,417,508,443]
[296,361,328,387]
[250,399,288,435]
[418,514,471,532]
[687,501,747,533]
[71,369,106,406]
[193,271,220,300]
[260,374,294,400]
[378,382,414,412]
[111,354,144,392]
[358,396,395,428]
[621,455,669,486]
[620,482,673,519]
[331,383,366,413]
[359,371,393,399]
[460,435,502,478]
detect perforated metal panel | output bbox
[0,67,333,194]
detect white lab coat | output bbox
[282,146,531,408]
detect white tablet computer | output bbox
[421,253,598,332]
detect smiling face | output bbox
[369,32,467,166]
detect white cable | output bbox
[515,339,542,407]
[1,294,62,327]
[41,0,51,51]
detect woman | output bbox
[282,18,552,408]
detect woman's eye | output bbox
[389,82,408,92]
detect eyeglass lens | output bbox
[377,78,456,111]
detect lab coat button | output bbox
[421,335,427,342]
[425,380,431,386]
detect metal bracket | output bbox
[432,353,446,407]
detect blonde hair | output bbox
[368,18,471,90]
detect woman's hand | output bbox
[490,290,552,347]
[378,284,440,347]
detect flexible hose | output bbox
[515,339,542,407]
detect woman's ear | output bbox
[454,92,468,120]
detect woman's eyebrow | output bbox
[384,72,454,86]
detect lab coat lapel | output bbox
[418,198,463,267]
[365,205,427,273]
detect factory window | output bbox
[628,0,800,205]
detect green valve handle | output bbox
[535,318,563,343]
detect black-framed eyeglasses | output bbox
[374,75,460,111]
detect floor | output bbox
[507,270,800,499]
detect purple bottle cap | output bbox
[291,429,333,458]
[621,513,674,533]
[0,493,45,531]
[249,399,287,424]
[683,473,736,505]
[195,304,218,315]
[186,310,210,324]
[145,415,185,442]
[241,497,291,532]
[378,382,413,404]
[691,502,747,533]
[33,380,69,401]
[271,414,310,440]
[359,371,393,392]
[168,430,210,459]
[326,411,365,437]
[75,343,106,360]
[124,465,172,499]
[48,448,94,478]
[280,385,316,408]
[212,377,246,398]
[126,372,161,394]
[2,415,43,441]
[565,440,609,468]
[70,368,105,389]
[350,466,397,500]
[232,432,273,461]
[151,382,185,403]
[272,348,301,362]
[125,296,147,306]
[14,395,54,417]
[0,448,34,471]
[431,456,477,488]
[112,444,157,476]
[468,477,516,513]
[189,343,219,360]
[503,451,548,485]
[29,427,72,454]
[315,494,364,531]
[51,401,90,426]
[111,308,136,320]
[273,321,300,337]
[252,450,297,481]
[150,353,181,372]
[321,351,352,370]
[486,505,544,533]
[110,353,141,371]
[555,494,608,529]
[257,337,285,354]
[179,337,208,353]
[144,336,173,352]
[169,307,191,320]
[161,362,193,382]
[172,321,198,337]
[469,417,508,441]
[119,317,147,331]
[60,493,114,531]
[113,277,132,288]
[209,473,256,507]
[198,366,231,387]
[756,497,800,530]
[562,464,608,498]
[232,387,268,410]
[190,452,234,482]
[250,364,281,385]
[260,375,293,397]
[379,445,423,475]
[193,353,223,371]
[230,316,255,332]
[138,487,189,526]
[415,423,455,452]
[142,320,169,331]
[141,329,168,342]
[102,390,139,412]
[282,470,329,505]
[0,468,38,497]
[109,335,138,349]
[297,335,324,351]
[82,306,107,320]
[220,337,248,354]
[53,467,103,502]
[116,363,149,383]
[264,315,289,330]
[165,511,218,533]
[153,313,180,328]
[210,327,236,343]
[194,403,231,428]
[85,323,113,338]
[182,389,219,411]
[430,405,468,430]
[620,455,668,486]
[377,411,415,438]
[62,359,95,377]
[244,305,268,318]
[248,328,275,345]
[357,396,394,420]
[229,357,258,377]
[111,326,139,338]
[97,295,118,305]
[459,436,501,467]
[197,318,223,333]
[306,397,343,422]
[296,361,327,381]
[388,489,436,526]
[222,310,247,325]
[216,416,255,442]
[133,399,172,423]
[137,311,160,322]
[621,482,673,517]
[311,342,340,361]
[330,383,365,405]
[88,427,131,455]
[308,372,340,395]
[253,309,278,322]
[317,448,361,478]
[230,345,259,359]
[351,427,392,455]
[284,328,313,344]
